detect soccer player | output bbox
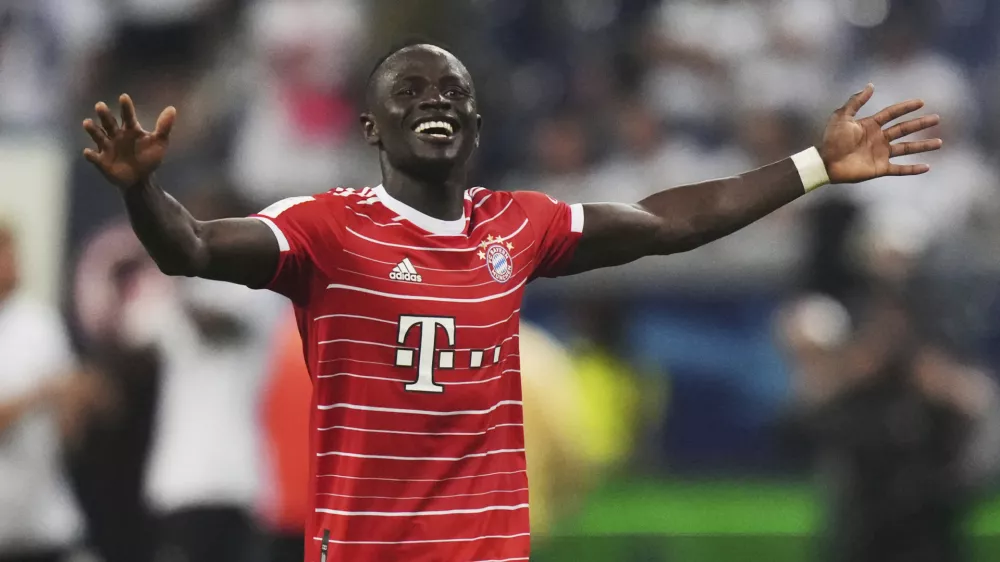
[82,41,942,562]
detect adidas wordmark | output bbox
[389,258,423,283]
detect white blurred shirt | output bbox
[0,294,81,551]
[127,278,282,514]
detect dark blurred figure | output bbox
[777,287,1000,562]
[0,224,105,562]
[130,188,279,562]
[68,223,163,562]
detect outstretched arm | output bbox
[83,95,278,288]
[565,85,942,275]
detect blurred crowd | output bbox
[2,0,1000,561]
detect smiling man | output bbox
[82,40,942,562]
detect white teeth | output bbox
[414,120,454,135]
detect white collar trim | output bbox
[373,185,467,236]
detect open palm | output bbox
[83,94,177,190]
[819,84,942,184]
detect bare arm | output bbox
[566,85,943,275]
[83,95,279,288]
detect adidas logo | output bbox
[389,258,423,283]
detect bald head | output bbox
[366,41,474,106]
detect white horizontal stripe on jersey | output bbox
[473,558,530,562]
[315,503,529,518]
[317,487,529,502]
[470,200,513,234]
[441,369,520,386]
[316,357,481,371]
[337,261,532,289]
[317,338,400,348]
[346,218,527,252]
[456,309,520,329]
[316,448,524,462]
[344,249,486,273]
[315,309,520,329]
[313,313,397,325]
[316,372,411,383]
[316,400,522,416]
[341,239,534,274]
[313,532,530,547]
[315,368,519,387]
[317,469,526,483]
[456,334,518,352]
[317,357,396,367]
[350,209,404,228]
[468,187,486,197]
[326,277,527,304]
[317,422,523,436]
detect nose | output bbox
[418,89,451,111]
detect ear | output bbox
[475,114,483,148]
[360,113,380,146]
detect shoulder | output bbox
[254,186,387,233]
[468,188,564,217]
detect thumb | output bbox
[153,106,177,140]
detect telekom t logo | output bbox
[394,315,456,393]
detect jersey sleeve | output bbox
[251,195,338,304]
[511,191,585,279]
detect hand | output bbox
[819,84,942,183]
[83,94,176,190]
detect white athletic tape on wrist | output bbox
[791,147,831,193]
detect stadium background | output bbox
[2,0,1000,560]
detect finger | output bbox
[119,94,141,130]
[82,148,102,166]
[153,106,177,140]
[890,139,943,158]
[95,102,120,136]
[888,163,931,176]
[841,83,874,117]
[871,99,924,126]
[83,119,110,148]
[884,114,940,141]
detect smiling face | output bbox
[362,44,481,176]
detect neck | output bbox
[380,156,468,221]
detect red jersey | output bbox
[252,185,584,562]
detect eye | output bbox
[395,88,416,97]
[444,88,468,99]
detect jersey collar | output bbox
[372,185,468,236]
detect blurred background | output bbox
[1,0,1000,561]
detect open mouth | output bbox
[412,117,459,141]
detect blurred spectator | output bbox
[68,222,162,562]
[257,311,312,562]
[777,290,1000,562]
[230,0,375,204]
[587,101,751,203]
[0,223,92,562]
[504,114,593,203]
[0,0,110,131]
[121,191,282,562]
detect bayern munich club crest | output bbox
[478,234,514,284]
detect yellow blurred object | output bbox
[519,321,651,534]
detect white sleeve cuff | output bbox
[791,147,831,193]
[252,216,290,252]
